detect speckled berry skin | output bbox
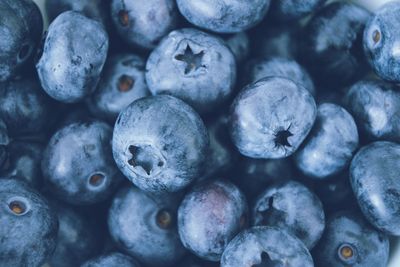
[81,252,141,267]
[301,2,371,87]
[246,57,315,95]
[87,53,150,121]
[176,0,270,33]
[110,0,178,49]
[108,186,186,267]
[220,226,314,267]
[0,178,58,267]
[294,103,359,179]
[146,28,236,113]
[313,211,389,267]
[350,141,400,235]
[229,77,317,159]
[42,121,122,205]
[0,0,43,82]
[345,80,400,142]
[252,180,325,249]
[177,179,248,261]
[270,0,327,21]
[112,95,209,193]
[364,2,400,82]
[36,11,109,103]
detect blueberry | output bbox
[108,186,186,266]
[110,0,178,49]
[230,77,317,159]
[176,0,270,33]
[224,32,250,63]
[112,95,209,193]
[363,2,400,82]
[178,179,248,261]
[42,121,122,205]
[301,2,371,87]
[81,252,140,267]
[246,57,315,95]
[220,226,314,267]
[87,53,150,121]
[294,103,359,179]
[270,0,327,21]
[0,76,57,136]
[45,0,110,27]
[313,211,389,267]
[177,255,219,267]
[0,119,10,171]
[36,11,109,103]
[350,141,400,235]
[252,180,325,249]
[0,141,44,189]
[0,178,58,267]
[345,79,400,142]
[46,201,101,267]
[146,28,236,113]
[0,0,43,82]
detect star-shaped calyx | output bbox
[174,45,205,74]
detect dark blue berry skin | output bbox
[36,11,109,103]
[231,157,294,200]
[42,121,122,205]
[350,141,400,235]
[176,0,270,33]
[345,80,400,143]
[246,57,315,95]
[252,180,325,249]
[81,252,140,267]
[178,179,248,261]
[45,0,110,27]
[146,28,237,113]
[108,186,186,267]
[0,119,10,171]
[87,53,150,121]
[0,141,44,189]
[0,178,58,267]
[230,77,317,159]
[295,103,359,179]
[0,0,43,82]
[224,32,250,63]
[220,226,314,267]
[363,2,400,82]
[46,201,101,267]
[112,95,209,193]
[313,211,389,267]
[301,2,371,87]
[270,0,327,21]
[110,0,178,50]
[0,77,57,136]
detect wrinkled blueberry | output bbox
[363,1,400,82]
[42,121,122,205]
[108,186,186,266]
[350,141,400,235]
[112,95,209,193]
[230,76,317,159]
[0,178,58,267]
[36,11,109,103]
[87,53,150,121]
[146,28,236,113]
[110,0,178,49]
[345,79,400,142]
[0,0,43,81]
[81,252,140,267]
[220,226,314,267]
[313,211,389,267]
[295,103,359,179]
[177,0,270,33]
[252,180,325,249]
[178,179,248,261]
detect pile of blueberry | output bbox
[1,0,400,266]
